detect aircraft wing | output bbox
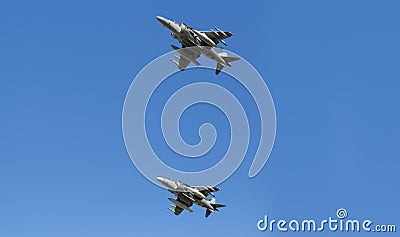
[171,45,201,70]
[168,192,194,216]
[170,205,184,216]
[176,56,191,70]
[201,30,233,45]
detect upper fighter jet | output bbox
[156,176,225,217]
[156,16,233,48]
[156,16,239,74]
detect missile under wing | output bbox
[204,28,234,46]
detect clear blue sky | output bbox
[1,0,399,236]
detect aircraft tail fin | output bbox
[205,203,225,217]
[205,209,212,218]
[216,63,224,75]
[206,209,212,218]
[205,198,225,217]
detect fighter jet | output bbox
[156,16,233,48]
[157,16,240,75]
[156,176,225,217]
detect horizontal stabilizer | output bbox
[221,56,240,63]
[211,203,226,209]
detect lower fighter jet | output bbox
[156,177,225,217]
[170,45,240,75]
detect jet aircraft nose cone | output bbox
[156,16,166,24]
[156,177,178,190]
[156,176,165,183]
